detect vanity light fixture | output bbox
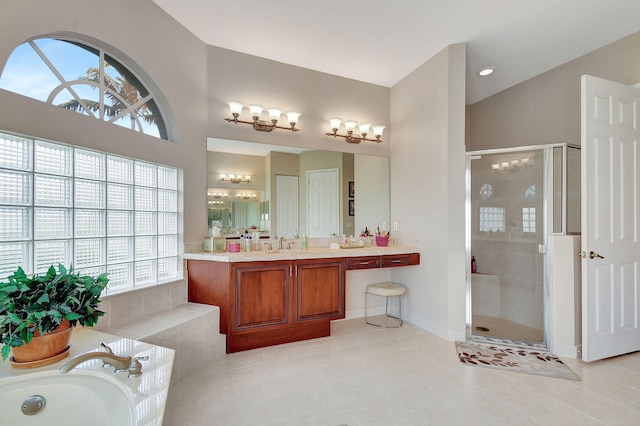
[208,192,228,199]
[491,157,532,171]
[219,174,251,184]
[325,118,384,144]
[225,101,300,132]
[237,193,257,200]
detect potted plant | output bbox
[0,264,108,364]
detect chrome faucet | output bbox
[279,236,285,250]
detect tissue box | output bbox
[375,236,389,247]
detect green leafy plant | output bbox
[0,264,108,361]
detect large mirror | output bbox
[207,138,390,239]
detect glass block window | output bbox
[523,207,536,233]
[479,207,505,232]
[0,130,181,293]
[0,38,171,141]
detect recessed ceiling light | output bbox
[478,67,495,77]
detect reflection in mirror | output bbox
[207,138,389,239]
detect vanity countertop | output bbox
[184,245,420,262]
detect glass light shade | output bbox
[358,123,371,135]
[248,105,263,118]
[328,118,342,130]
[344,121,358,132]
[372,125,385,137]
[267,108,281,121]
[491,164,500,170]
[286,111,301,124]
[228,101,243,115]
[245,176,251,181]
[220,174,227,180]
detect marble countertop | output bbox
[184,245,420,262]
[0,327,175,425]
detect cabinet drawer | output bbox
[346,256,381,270]
[381,254,412,267]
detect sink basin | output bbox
[0,369,135,425]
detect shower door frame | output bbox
[465,143,573,350]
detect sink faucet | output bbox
[279,236,285,250]
[59,350,131,374]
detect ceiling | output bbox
[152,0,640,104]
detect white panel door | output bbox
[307,168,339,238]
[275,174,298,239]
[581,75,640,362]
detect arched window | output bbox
[0,37,171,141]
[479,183,493,200]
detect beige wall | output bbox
[206,45,391,158]
[389,43,467,340]
[469,31,640,151]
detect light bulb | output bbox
[248,105,263,119]
[358,123,371,135]
[328,118,342,131]
[344,121,357,132]
[286,111,301,124]
[228,101,243,115]
[267,107,281,121]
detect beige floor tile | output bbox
[168,317,640,426]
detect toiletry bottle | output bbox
[302,233,308,250]
[471,256,477,273]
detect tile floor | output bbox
[168,317,640,425]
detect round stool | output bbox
[365,282,406,328]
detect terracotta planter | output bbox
[11,319,73,365]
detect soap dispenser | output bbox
[301,233,308,250]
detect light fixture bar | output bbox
[225,101,300,132]
[219,173,252,184]
[324,118,384,143]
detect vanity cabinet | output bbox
[187,258,345,353]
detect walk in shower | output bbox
[466,144,580,348]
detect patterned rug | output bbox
[455,341,580,381]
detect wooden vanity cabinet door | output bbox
[232,262,292,330]
[295,259,345,322]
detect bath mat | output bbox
[455,341,580,381]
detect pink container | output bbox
[375,236,389,247]
[228,242,241,252]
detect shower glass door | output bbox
[467,148,546,346]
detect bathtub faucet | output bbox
[59,350,131,374]
[59,343,148,378]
